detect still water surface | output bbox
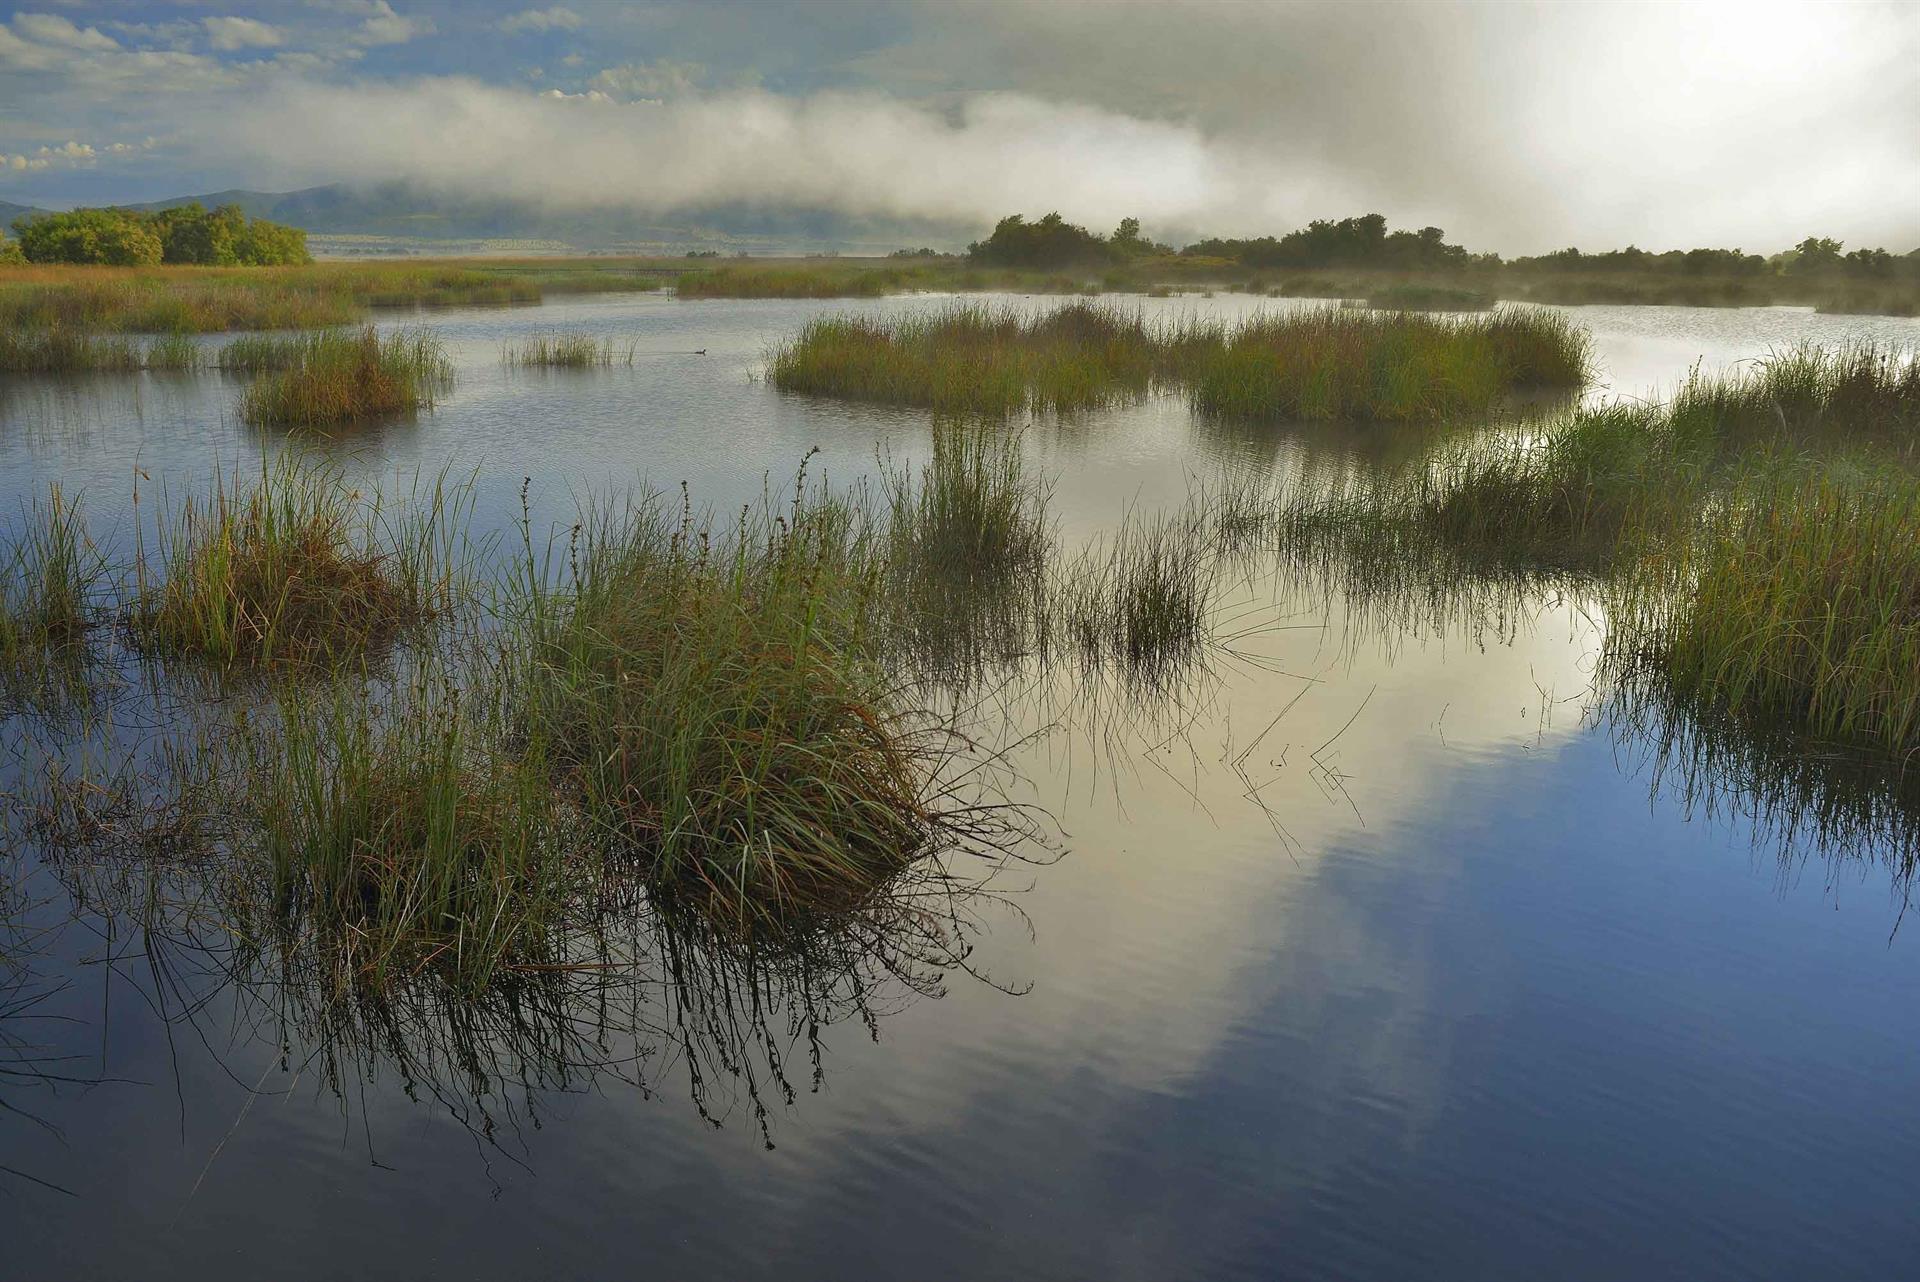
[3,294,1919,1280]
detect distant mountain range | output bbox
[2,183,971,256]
[0,200,49,227]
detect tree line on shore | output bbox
[0,202,310,267]
[959,211,1920,280]
[0,199,1911,284]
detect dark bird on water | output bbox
[694,348,707,356]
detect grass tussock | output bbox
[876,425,1055,682]
[883,423,1053,596]
[238,327,452,427]
[768,303,1163,416]
[231,669,576,993]
[1665,342,1920,446]
[1611,468,1920,757]
[134,458,467,667]
[0,327,143,372]
[216,331,330,372]
[1187,306,1590,423]
[1816,286,1920,318]
[1,485,105,698]
[1284,342,1920,583]
[1059,508,1216,679]
[141,332,202,370]
[503,331,636,367]
[769,301,1589,422]
[509,470,978,927]
[0,327,211,373]
[1306,403,1695,575]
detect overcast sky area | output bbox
[0,0,1915,254]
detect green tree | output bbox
[13,209,163,266]
[968,213,1116,269]
[1842,247,1894,279]
[1109,217,1167,258]
[232,214,309,265]
[9,204,307,267]
[1787,236,1845,275]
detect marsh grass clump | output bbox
[768,301,1589,423]
[1,486,107,698]
[768,303,1161,416]
[1610,467,1920,757]
[1272,412,1689,622]
[503,331,637,368]
[1059,508,1216,679]
[883,424,1053,597]
[142,331,203,370]
[1477,307,1594,387]
[0,326,207,372]
[877,424,1055,682]
[509,471,985,926]
[0,326,143,373]
[1813,286,1920,319]
[1667,343,1920,447]
[216,331,329,372]
[1188,306,1589,424]
[134,459,465,667]
[230,670,576,993]
[1283,343,1920,595]
[1411,403,1702,569]
[239,327,452,427]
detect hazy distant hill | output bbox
[106,182,968,255]
[4,182,968,255]
[1,200,51,229]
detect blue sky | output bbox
[2,1,1916,253]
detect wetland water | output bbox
[5,292,1920,1280]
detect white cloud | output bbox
[203,17,286,52]
[10,12,119,53]
[0,27,68,71]
[0,15,244,91]
[199,78,1254,231]
[104,19,201,51]
[499,7,584,35]
[0,138,143,172]
[353,2,434,47]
